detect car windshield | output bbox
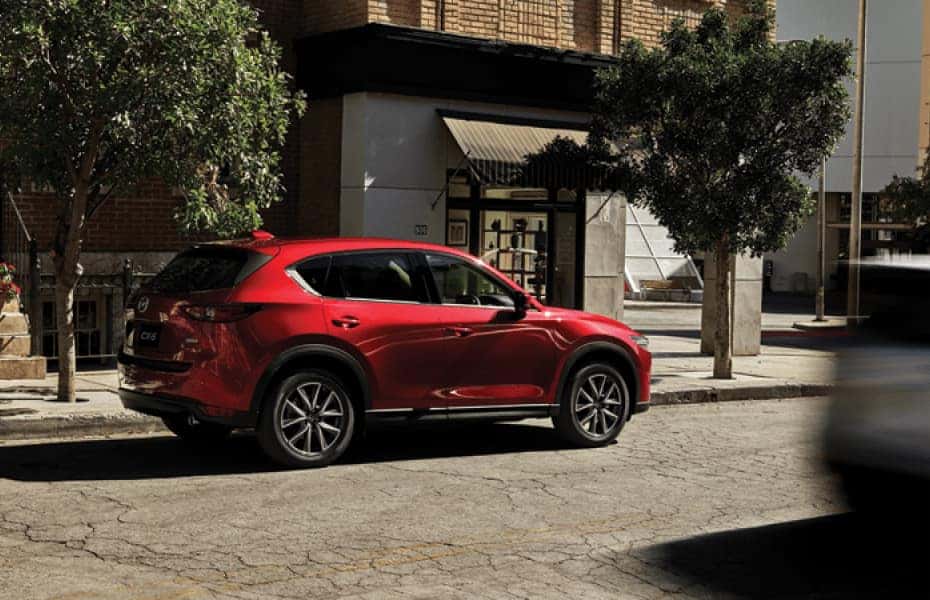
[146,247,267,293]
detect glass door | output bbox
[478,210,548,301]
[445,183,584,309]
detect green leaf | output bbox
[0,0,306,238]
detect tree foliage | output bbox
[526,1,852,379]
[588,0,852,257]
[0,0,306,238]
[883,156,930,252]
[0,0,305,402]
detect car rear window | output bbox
[146,247,270,293]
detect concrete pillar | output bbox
[701,252,763,356]
[583,192,626,321]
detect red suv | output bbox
[119,235,651,467]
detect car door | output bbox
[301,251,448,410]
[423,252,559,407]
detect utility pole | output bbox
[816,157,827,321]
[847,0,867,322]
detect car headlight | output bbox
[631,335,649,349]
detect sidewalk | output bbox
[0,325,839,440]
[0,371,161,439]
[626,300,840,404]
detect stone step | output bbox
[0,335,31,357]
[0,356,46,380]
[0,312,29,336]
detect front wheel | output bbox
[258,370,356,468]
[555,363,631,447]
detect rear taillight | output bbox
[181,303,261,322]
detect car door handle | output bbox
[332,316,360,329]
[444,326,474,337]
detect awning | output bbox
[441,112,594,188]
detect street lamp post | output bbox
[847,0,868,323]
[816,158,827,321]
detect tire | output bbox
[555,362,631,447]
[161,414,232,445]
[258,370,356,468]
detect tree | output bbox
[0,0,305,402]
[587,0,851,378]
[883,156,930,253]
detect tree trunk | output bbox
[712,240,733,379]
[53,127,100,403]
[54,274,77,403]
[53,189,87,404]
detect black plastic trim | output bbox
[119,389,253,427]
[555,341,642,412]
[250,344,371,415]
[366,404,554,424]
[117,351,191,373]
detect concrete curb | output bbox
[0,414,164,440]
[0,384,834,440]
[650,383,833,406]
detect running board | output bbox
[366,404,557,424]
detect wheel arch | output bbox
[250,344,371,419]
[556,341,640,415]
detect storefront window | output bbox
[479,210,548,299]
[445,171,581,308]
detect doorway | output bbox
[446,187,584,309]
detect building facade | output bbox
[768,0,925,297]
[2,0,761,362]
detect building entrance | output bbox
[447,187,583,309]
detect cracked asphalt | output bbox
[1,397,926,599]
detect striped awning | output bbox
[441,113,592,187]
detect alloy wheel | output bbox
[573,371,627,440]
[278,380,347,457]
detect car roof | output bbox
[205,236,477,261]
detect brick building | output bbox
[3,0,764,361]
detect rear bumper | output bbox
[119,388,254,428]
[633,401,650,415]
[118,347,261,419]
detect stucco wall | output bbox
[337,92,625,317]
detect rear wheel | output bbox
[258,370,356,468]
[555,363,630,447]
[161,414,232,445]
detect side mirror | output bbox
[513,292,529,317]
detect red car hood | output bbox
[539,306,639,335]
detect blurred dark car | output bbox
[824,256,930,512]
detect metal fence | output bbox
[35,261,156,362]
[1,191,156,361]
[0,191,41,355]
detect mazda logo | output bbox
[137,296,150,313]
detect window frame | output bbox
[421,251,522,311]
[287,250,433,305]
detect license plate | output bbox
[135,323,161,348]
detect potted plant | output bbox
[0,262,21,311]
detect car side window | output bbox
[425,253,515,307]
[330,253,428,303]
[294,256,332,295]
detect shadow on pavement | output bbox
[638,512,930,598]
[635,329,702,339]
[0,422,576,482]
